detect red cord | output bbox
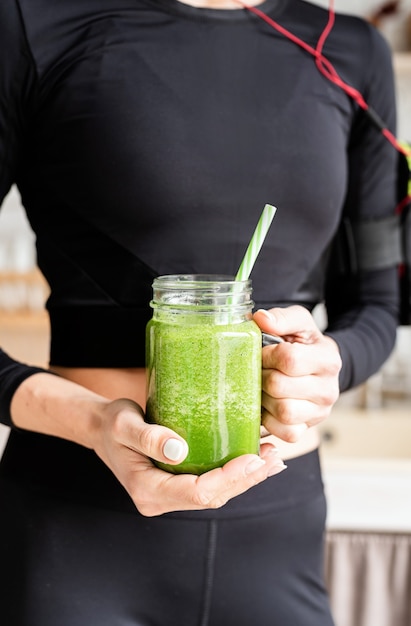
[315,0,335,59]
[235,0,410,158]
[236,0,367,104]
[235,0,411,286]
[396,193,411,215]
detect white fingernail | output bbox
[267,463,287,477]
[244,457,266,475]
[163,438,186,461]
[257,309,276,322]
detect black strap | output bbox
[331,149,411,324]
[350,214,402,272]
[332,214,403,276]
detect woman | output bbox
[0,0,399,624]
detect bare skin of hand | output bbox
[11,304,338,518]
[93,398,287,517]
[253,305,342,444]
[11,371,286,518]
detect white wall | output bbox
[0,187,35,273]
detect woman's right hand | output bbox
[93,398,287,517]
[11,372,286,517]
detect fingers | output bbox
[261,411,309,443]
[193,448,287,507]
[262,334,342,376]
[253,306,322,344]
[261,364,338,440]
[253,308,342,444]
[98,400,288,517]
[135,447,287,517]
[261,397,330,442]
[262,368,340,404]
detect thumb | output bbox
[107,399,189,465]
[253,306,321,344]
[132,421,189,465]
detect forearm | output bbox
[325,265,399,391]
[326,304,397,392]
[10,372,109,449]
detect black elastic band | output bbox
[352,214,403,271]
[365,106,388,133]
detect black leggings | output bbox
[0,432,334,626]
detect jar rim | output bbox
[152,274,252,289]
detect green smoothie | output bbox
[146,314,262,474]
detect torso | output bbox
[14,0,358,369]
[2,0,395,439]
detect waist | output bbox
[50,366,320,460]
[50,365,148,407]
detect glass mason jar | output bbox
[145,274,262,474]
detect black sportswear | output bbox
[0,0,400,424]
[0,2,400,624]
[0,442,334,626]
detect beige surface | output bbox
[0,268,50,366]
[0,310,50,367]
[322,458,411,533]
[320,408,411,459]
[320,409,411,533]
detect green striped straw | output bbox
[235,204,277,281]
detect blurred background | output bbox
[0,2,410,625]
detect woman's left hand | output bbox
[253,306,342,443]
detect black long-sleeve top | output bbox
[0,0,400,426]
